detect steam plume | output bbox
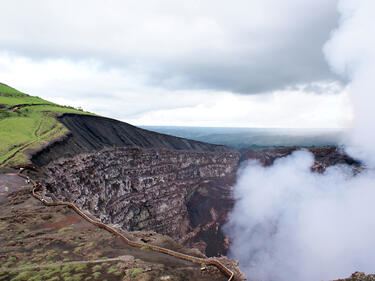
[324,0,375,165]
[225,1,375,280]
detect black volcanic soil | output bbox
[32,114,233,166]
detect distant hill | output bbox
[142,126,344,150]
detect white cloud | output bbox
[127,88,352,128]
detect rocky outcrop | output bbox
[243,146,361,173]
[42,147,240,256]
[32,114,233,166]
[333,272,375,281]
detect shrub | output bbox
[127,268,143,278]
[58,227,74,233]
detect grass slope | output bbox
[0,83,94,167]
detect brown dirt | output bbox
[43,215,82,230]
[0,172,229,281]
[0,171,28,203]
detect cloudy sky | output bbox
[0,0,352,128]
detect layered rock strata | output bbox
[243,146,361,173]
[42,147,240,256]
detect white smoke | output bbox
[324,0,375,165]
[226,151,375,280]
[225,1,375,280]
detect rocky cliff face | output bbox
[334,272,375,281]
[42,147,240,256]
[243,146,361,173]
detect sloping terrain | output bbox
[0,83,93,168]
[32,113,233,166]
[0,170,239,281]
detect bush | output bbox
[58,227,74,233]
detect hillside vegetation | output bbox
[0,83,93,167]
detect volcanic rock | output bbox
[42,146,240,256]
[243,146,361,173]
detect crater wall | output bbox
[42,147,240,256]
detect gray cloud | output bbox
[0,0,342,94]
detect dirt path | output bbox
[0,140,38,166]
[10,103,55,110]
[34,118,44,137]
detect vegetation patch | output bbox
[0,83,95,167]
[73,247,81,253]
[0,261,126,281]
[92,271,101,279]
[126,267,143,278]
[58,227,74,233]
[92,264,102,272]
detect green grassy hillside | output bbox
[0,83,94,167]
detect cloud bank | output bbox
[0,0,341,94]
[0,0,351,127]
